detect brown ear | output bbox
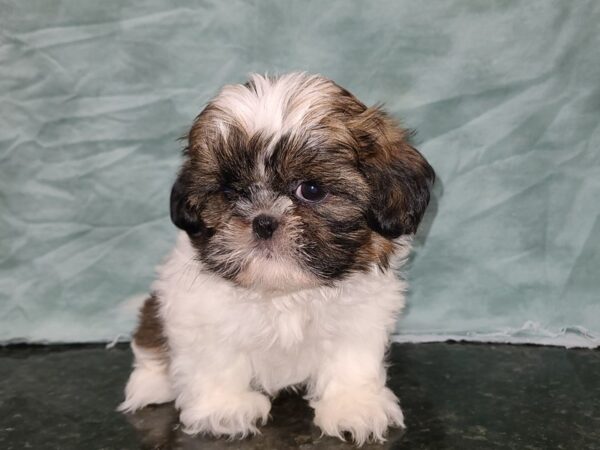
[353,108,435,239]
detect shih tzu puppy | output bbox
[120,73,434,445]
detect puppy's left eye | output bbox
[221,185,237,197]
[294,181,327,203]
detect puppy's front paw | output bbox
[312,386,404,446]
[180,390,271,438]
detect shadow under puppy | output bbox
[120,73,434,446]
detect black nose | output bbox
[252,214,279,240]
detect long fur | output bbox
[119,73,434,446]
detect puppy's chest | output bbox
[235,295,348,350]
[229,288,376,351]
[264,305,315,349]
[247,304,327,390]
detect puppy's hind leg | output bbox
[118,294,175,412]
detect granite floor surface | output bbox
[0,343,598,450]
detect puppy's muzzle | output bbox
[252,214,279,240]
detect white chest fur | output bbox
[152,233,407,393]
[122,232,409,443]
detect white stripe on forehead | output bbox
[211,73,339,178]
[213,73,335,136]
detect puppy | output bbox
[119,73,434,445]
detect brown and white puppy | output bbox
[120,73,434,445]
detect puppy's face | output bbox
[171,74,434,291]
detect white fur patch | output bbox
[180,390,270,437]
[312,386,404,445]
[121,233,408,443]
[213,73,333,139]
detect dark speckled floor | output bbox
[1,343,599,450]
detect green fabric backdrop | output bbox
[1,0,599,346]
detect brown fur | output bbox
[133,294,167,351]
[170,74,434,285]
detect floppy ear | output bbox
[355,108,435,239]
[169,169,206,237]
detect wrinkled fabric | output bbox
[1,0,599,345]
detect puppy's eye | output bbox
[294,181,327,203]
[221,185,236,197]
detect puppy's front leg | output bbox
[310,339,404,445]
[171,344,270,438]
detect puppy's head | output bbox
[171,73,434,291]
